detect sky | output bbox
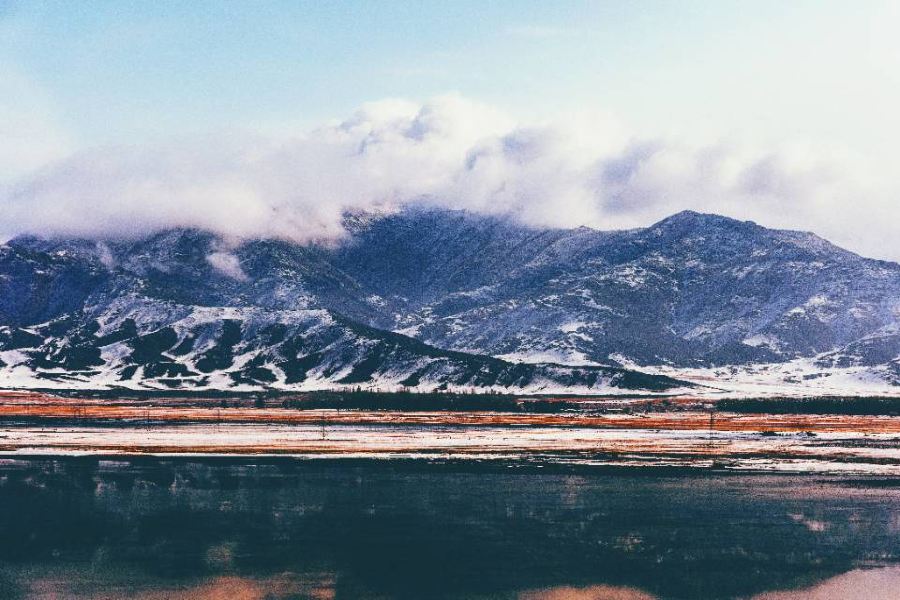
[2,1,900,258]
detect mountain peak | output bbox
[651,210,751,230]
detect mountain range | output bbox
[2,207,899,394]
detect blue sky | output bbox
[4,0,896,148]
[2,1,900,258]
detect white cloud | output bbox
[95,242,116,269]
[206,251,248,281]
[1,93,897,261]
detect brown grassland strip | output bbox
[1,402,900,433]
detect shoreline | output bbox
[3,452,900,479]
[1,390,898,475]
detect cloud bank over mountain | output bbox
[0,94,893,259]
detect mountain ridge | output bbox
[2,207,899,393]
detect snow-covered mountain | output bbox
[0,227,687,393]
[335,208,900,369]
[2,207,899,393]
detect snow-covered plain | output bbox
[1,419,897,475]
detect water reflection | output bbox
[751,566,900,600]
[0,457,897,599]
[9,571,335,600]
[519,584,657,599]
